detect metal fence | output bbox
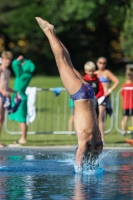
[4,87,114,135]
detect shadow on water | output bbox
[0,148,133,199]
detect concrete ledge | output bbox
[1,145,133,151]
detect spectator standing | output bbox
[0,51,17,147]
[121,72,133,135]
[95,57,119,144]
[83,61,104,117]
[9,55,35,144]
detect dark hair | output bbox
[97,57,107,63]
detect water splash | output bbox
[74,151,104,175]
[74,164,104,175]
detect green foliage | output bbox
[120,0,133,61]
[1,0,128,36]
[0,0,130,74]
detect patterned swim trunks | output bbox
[70,83,94,101]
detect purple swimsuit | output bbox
[70,83,94,101]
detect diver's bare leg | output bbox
[35,17,82,95]
[58,40,84,81]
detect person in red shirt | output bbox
[121,72,133,138]
[83,61,104,117]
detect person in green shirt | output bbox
[9,55,35,144]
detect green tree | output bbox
[120,0,133,61]
[0,0,130,74]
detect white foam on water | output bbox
[74,164,104,175]
[57,152,75,166]
[83,167,104,175]
[98,150,126,173]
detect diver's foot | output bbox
[35,17,54,33]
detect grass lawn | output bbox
[1,75,132,148]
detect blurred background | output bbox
[0,0,132,75]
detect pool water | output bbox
[0,148,133,200]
